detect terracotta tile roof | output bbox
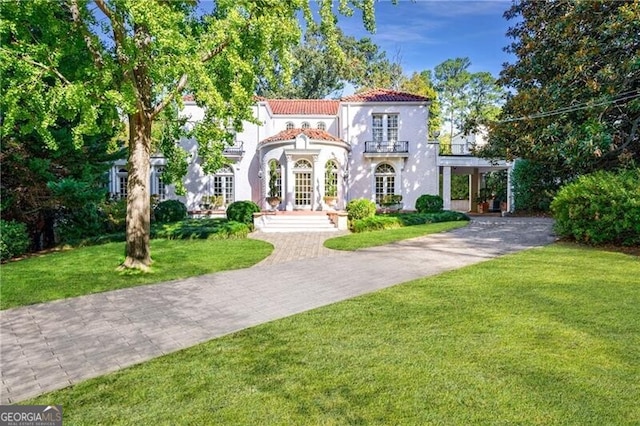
[261,128,343,144]
[182,94,195,101]
[341,88,430,103]
[266,99,340,115]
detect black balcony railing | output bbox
[364,140,409,154]
[223,141,244,156]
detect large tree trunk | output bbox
[121,111,152,270]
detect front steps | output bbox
[254,212,340,233]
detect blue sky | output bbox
[335,0,515,79]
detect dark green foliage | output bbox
[154,200,188,223]
[512,159,563,212]
[346,198,376,221]
[551,169,640,246]
[56,204,105,243]
[100,199,127,233]
[226,201,261,226]
[415,194,444,213]
[152,219,249,240]
[0,220,30,261]
[352,211,469,233]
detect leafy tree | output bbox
[486,0,640,177]
[1,0,380,270]
[463,71,504,133]
[400,71,442,138]
[0,1,123,250]
[258,30,402,99]
[433,57,472,137]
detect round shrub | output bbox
[1,219,30,261]
[154,200,187,223]
[415,194,443,213]
[346,198,376,221]
[551,168,640,246]
[226,200,260,226]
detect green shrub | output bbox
[351,211,469,233]
[352,216,402,233]
[226,201,260,226]
[551,168,640,246]
[512,159,562,212]
[56,204,105,243]
[0,219,30,261]
[152,218,249,240]
[100,199,127,233]
[154,200,187,223]
[415,194,443,213]
[346,198,376,221]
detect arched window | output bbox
[267,159,281,198]
[317,121,326,131]
[294,159,313,206]
[301,121,310,130]
[324,160,338,197]
[286,121,294,130]
[374,163,395,204]
[211,165,234,206]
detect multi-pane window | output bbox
[156,167,166,200]
[286,122,294,130]
[317,121,326,131]
[324,160,338,197]
[294,159,312,206]
[387,114,398,141]
[375,163,395,204]
[267,159,282,198]
[211,166,234,205]
[117,168,128,199]
[372,114,384,142]
[372,114,399,142]
[301,122,310,130]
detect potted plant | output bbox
[475,188,491,213]
[380,194,403,212]
[323,180,338,209]
[265,161,281,210]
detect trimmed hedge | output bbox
[154,200,188,223]
[226,201,260,227]
[551,168,640,246]
[352,211,469,233]
[0,220,30,261]
[415,194,444,213]
[346,198,376,221]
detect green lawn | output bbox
[0,238,273,310]
[29,244,640,424]
[324,220,468,251]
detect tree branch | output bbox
[68,0,104,68]
[21,56,71,85]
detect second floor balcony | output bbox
[223,141,244,158]
[364,140,409,158]
[439,142,471,156]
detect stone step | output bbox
[255,213,339,233]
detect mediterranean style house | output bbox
[107,88,513,215]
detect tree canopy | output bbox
[1,0,381,269]
[486,0,640,176]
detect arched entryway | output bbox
[293,159,313,209]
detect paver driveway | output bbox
[0,216,555,404]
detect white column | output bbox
[313,154,320,211]
[507,163,514,213]
[261,159,268,210]
[285,155,294,211]
[442,166,452,210]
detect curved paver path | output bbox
[0,216,555,404]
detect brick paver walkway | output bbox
[0,217,555,404]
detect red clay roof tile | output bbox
[266,99,339,115]
[261,128,343,144]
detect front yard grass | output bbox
[0,238,273,310]
[29,244,640,424]
[324,220,468,251]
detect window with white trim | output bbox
[294,159,313,206]
[301,122,310,130]
[211,165,234,206]
[317,121,326,131]
[117,168,128,199]
[286,121,294,130]
[372,113,399,142]
[374,163,395,204]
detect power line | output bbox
[498,90,640,123]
